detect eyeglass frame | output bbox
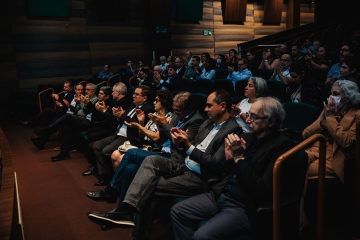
[245,112,269,122]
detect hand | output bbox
[230,104,240,117]
[325,77,335,85]
[55,101,63,107]
[322,97,337,119]
[74,95,82,103]
[51,93,59,101]
[135,109,145,123]
[224,133,246,163]
[95,101,108,112]
[124,121,140,129]
[63,99,70,108]
[170,127,190,149]
[113,106,125,118]
[149,110,167,126]
[82,95,90,104]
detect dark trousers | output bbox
[171,192,251,240]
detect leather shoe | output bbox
[101,224,115,231]
[51,152,71,162]
[86,188,117,203]
[94,179,110,186]
[87,211,135,227]
[83,166,98,176]
[30,136,47,150]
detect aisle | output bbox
[0,120,131,240]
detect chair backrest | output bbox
[212,79,235,96]
[251,69,274,80]
[308,68,328,83]
[215,69,229,80]
[235,80,248,100]
[194,79,214,95]
[191,92,208,119]
[177,78,195,93]
[282,102,320,133]
[266,80,287,103]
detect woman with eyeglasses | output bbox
[231,77,268,133]
[110,89,174,170]
[301,80,360,229]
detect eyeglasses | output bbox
[340,48,349,52]
[172,106,183,113]
[133,92,142,96]
[154,98,160,103]
[280,59,290,62]
[86,88,95,91]
[245,112,269,122]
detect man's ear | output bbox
[268,117,276,128]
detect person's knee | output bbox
[123,164,138,179]
[111,150,121,161]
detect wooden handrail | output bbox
[37,88,54,112]
[96,80,109,87]
[107,74,121,86]
[356,121,360,238]
[272,133,327,240]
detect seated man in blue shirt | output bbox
[227,58,252,90]
[97,64,114,80]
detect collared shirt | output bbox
[117,102,147,137]
[185,121,226,174]
[227,68,252,88]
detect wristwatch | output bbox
[265,60,269,62]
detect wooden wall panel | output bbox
[0,62,17,81]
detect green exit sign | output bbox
[156,26,167,34]
[203,30,213,36]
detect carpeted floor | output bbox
[0,119,136,240]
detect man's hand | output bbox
[124,121,141,129]
[153,71,162,83]
[51,93,59,101]
[135,109,145,123]
[55,101,63,107]
[170,127,191,149]
[225,133,246,163]
[63,99,70,108]
[113,106,125,118]
[95,101,108,112]
[149,110,167,127]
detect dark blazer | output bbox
[176,65,186,77]
[159,110,204,163]
[117,101,154,144]
[188,116,243,193]
[57,91,75,112]
[152,74,181,92]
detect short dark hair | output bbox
[167,64,176,70]
[211,89,232,113]
[156,89,173,113]
[136,85,151,98]
[192,56,200,62]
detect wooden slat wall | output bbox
[2,0,150,90]
[171,0,314,58]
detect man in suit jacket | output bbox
[152,64,181,92]
[87,90,243,239]
[175,57,186,78]
[91,85,154,186]
[86,91,204,204]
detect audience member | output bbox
[339,57,360,88]
[326,41,358,85]
[82,82,131,176]
[159,56,168,71]
[279,42,290,57]
[301,38,315,56]
[170,97,294,240]
[86,91,203,207]
[311,40,321,58]
[185,51,193,67]
[231,77,268,133]
[183,56,200,80]
[196,58,216,81]
[90,85,154,186]
[126,60,138,76]
[216,54,228,70]
[290,43,306,68]
[270,53,292,82]
[305,45,332,70]
[228,48,239,64]
[287,64,322,109]
[227,58,252,88]
[34,86,115,161]
[258,48,280,71]
[110,89,174,170]
[97,64,114,80]
[152,64,181,92]
[174,57,186,77]
[246,50,261,71]
[87,90,243,240]
[167,55,175,65]
[199,52,211,67]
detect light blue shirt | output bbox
[327,62,341,79]
[185,121,225,174]
[227,68,252,88]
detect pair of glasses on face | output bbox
[154,98,160,103]
[245,112,269,122]
[172,106,183,113]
